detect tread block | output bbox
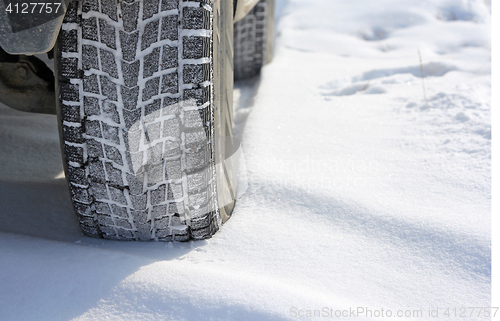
[87,139,105,158]
[162,97,180,115]
[82,17,99,41]
[168,201,184,215]
[83,95,101,116]
[77,214,96,227]
[189,204,209,219]
[183,107,208,128]
[89,162,106,183]
[115,219,132,229]
[127,172,145,195]
[121,86,140,110]
[108,186,128,204]
[100,49,119,78]
[162,117,180,138]
[59,57,79,78]
[99,75,118,101]
[143,0,160,20]
[101,122,120,144]
[59,29,78,52]
[104,144,124,165]
[146,122,162,141]
[161,0,177,11]
[74,201,93,216]
[182,7,210,30]
[161,45,178,69]
[122,1,140,32]
[144,47,160,78]
[90,181,108,200]
[82,45,99,71]
[151,184,166,205]
[61,103,80,122]
[130,193,148,210]
[68,165,87,185]
[65,144,84,164]
[124,124,142,151]
[119,31,139,62]
[183,63,210,84]
[122,60,140,87]
[81,224,101,236]
[101,0,118,21]
[100,226,117,237]
[95,201,112,214]
[154,213,169,227]
[167,182,182,199]
[82,0,99,13]
[164,159,181,180]
[187,168,207,192]
[183,87,210,106]
[143,77,160,101]
[84,120,102,138]
[190,213,210,229]
[105,162,123,185]
[132,210,149,224]
[102,101,121,124]
[146,142,164,164]
[70,185,91,203]
[160,15,178,41]
[96,214,114,225]
[60,82,80,102]
[99,19,117,50]
[63,125,84,144]
[161,72,178,94]
[141,20,160,51]
[185,129,207,149]
[83,74,100,94]
[185,148,207,171]
[147,162,164,185]
[151,205,170,219]
[188,190,208,208]
[163,140,181,157]
[111,204,128,217]
[182,36,210,59]
[63,0,79,23]
[144,99,162,123]
[156,230,173,240]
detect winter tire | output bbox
[233,0,274,80]
[55,0,235,241]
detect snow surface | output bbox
[0,0,492,320]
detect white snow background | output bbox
[0,0,493,320]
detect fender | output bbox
[0,0,71,54]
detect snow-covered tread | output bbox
[56,0,231,241]
[233,0,274,80]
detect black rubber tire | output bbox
[55,0,235,241]
[233,0,274,80]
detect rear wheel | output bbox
[55,0,235,241]
[233,0,275,80]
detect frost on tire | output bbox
[233,0,274,80]
[56,0,234,241]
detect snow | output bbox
[0,0,492,319]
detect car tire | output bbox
[55,0,235,241]
[233,0,275,80]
